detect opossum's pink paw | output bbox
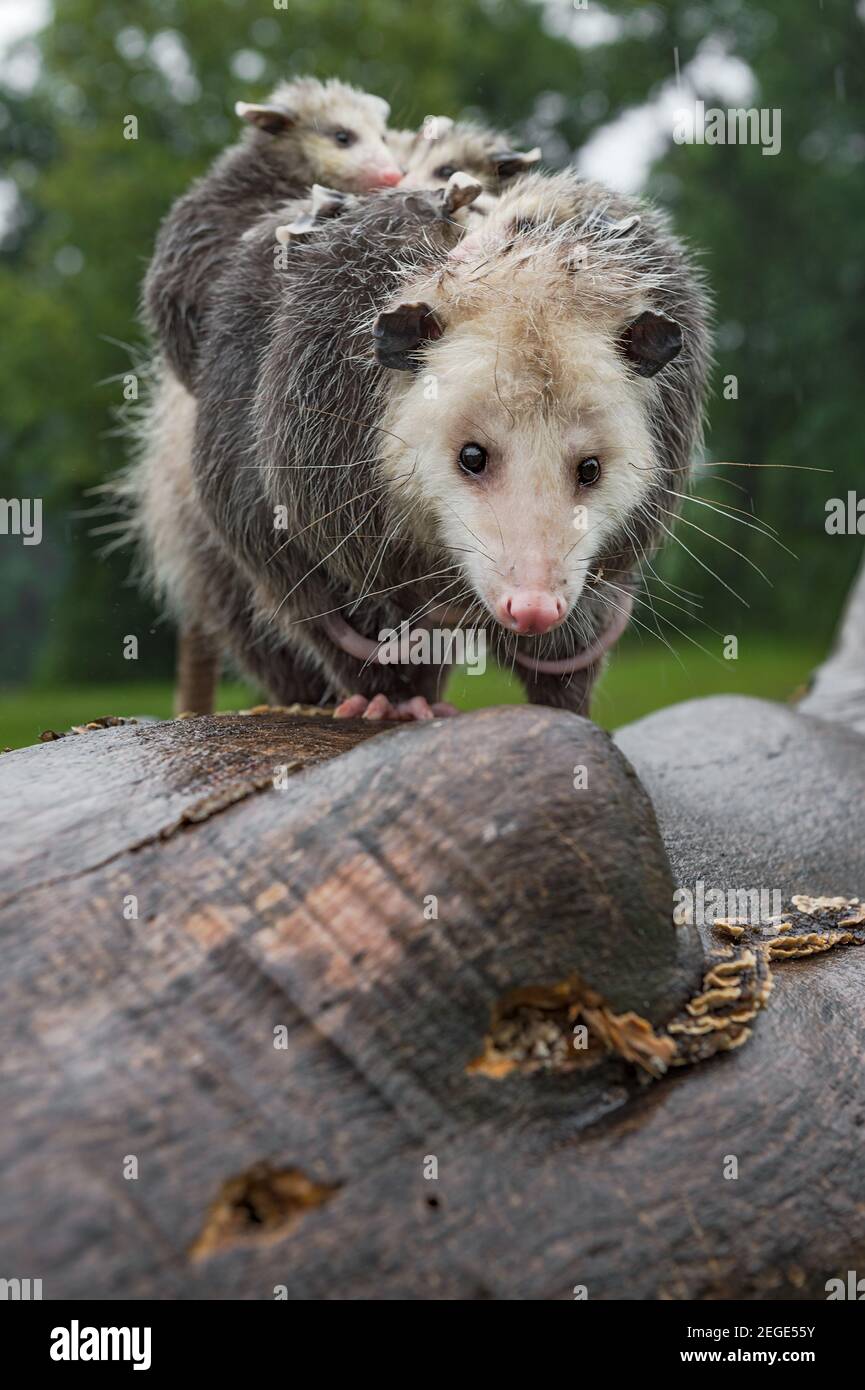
[362,693,399,721]
[334,692,401,721]
[333,694,460,722]
[395,696,435,721]
[334,694,370,719]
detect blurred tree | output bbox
[0,0,862,685]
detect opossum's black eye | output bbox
[459,443,488,476]
[578,457,602,486]
[333,129,356,147]
[434,164,458,180]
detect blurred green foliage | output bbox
[0,635,824,749]
[1,0,863,690]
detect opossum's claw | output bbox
[333,694,459,722]
[440,172,484,217]
[333,694,370,719]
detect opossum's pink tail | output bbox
[324,593,634,676]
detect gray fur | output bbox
[141,77,393,390]
[167,174,711,713]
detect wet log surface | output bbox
[1,668,864,1296]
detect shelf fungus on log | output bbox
[469,896,864,1080]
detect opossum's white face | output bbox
[397,124,541,196]
[379,317,659,637]
[237,82,401,192]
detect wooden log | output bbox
[1,689,864,1299]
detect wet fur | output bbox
[159,172,711,712]
[142,77,392,390]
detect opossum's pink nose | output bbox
[365,167,402,188]
[499,590,566,635]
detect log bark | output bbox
[1,682,864,1299]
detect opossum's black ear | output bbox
[373,303,443,371]
[619,310,683,378]
[492,147,542,179]
[235,100,295,135]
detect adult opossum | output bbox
[153,169,710,721]
[143,76,401,391]
[134,114,544,713]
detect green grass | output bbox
[0,637,826,751]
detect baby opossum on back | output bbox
[143,76,401,390]
[392,116,541,192]
[160,169,710,719]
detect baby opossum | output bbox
[142,76,401,390]
[392,116,540,191]
[152,169,709,721]
[274,120,543,247]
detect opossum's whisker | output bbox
[482,494,506,556]
[663,487,796,557]
[266,484,386,562]
[655,504,773,587]
[593,580,687,671]
[434,588,482,686]
[635,583,721,631]
[698,472,751,499]
[399,576,469,633]
[637,555,704,605]
[256,463,372,470]
[435,594,486,699]
[350,502,415,613]
[454,413,501,452]
[600,571,709,650]
[282,399,414,450]
[287,568,461,627]
[492,344,516,431]
[271,497,385,620]
[617,514,668,644]
[354,577,468,676]
[352,524,411,610]
[707,461,832,473]
[437,497,496,563]
[266,471,412,563]
[599,576,729,669]
[561,516,607,563]
[654,517,749,608]
[669,487,781,535]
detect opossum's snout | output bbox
[496,590,566,635]
[360,165,402,190]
